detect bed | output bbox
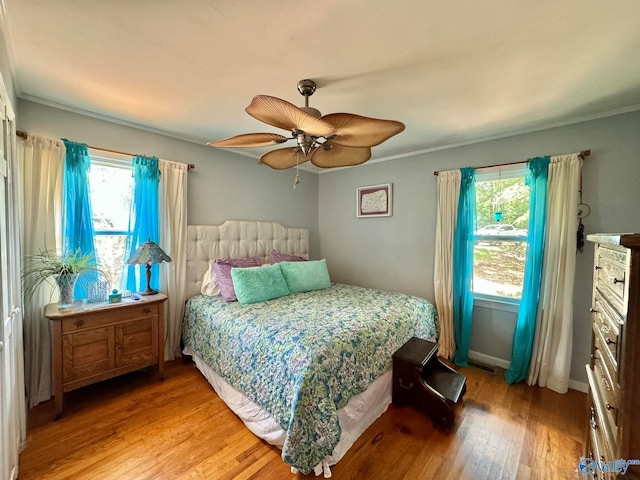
[182,221,439,476]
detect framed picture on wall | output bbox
[356,183,392,218]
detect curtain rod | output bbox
[433,149,590,176]
[16,130,195,170]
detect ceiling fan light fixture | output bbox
[295,132,316,156]
[206,79,405,172]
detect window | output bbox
[473,166,530,303]
[88,156,133,290]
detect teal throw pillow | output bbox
[230,263,290,305]
[279,259,331,293]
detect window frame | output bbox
[472,164,528,308]
[88,151,133,290]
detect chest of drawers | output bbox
[585,234,640,479]
[45,293,167,418]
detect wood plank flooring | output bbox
[19,359,586,479]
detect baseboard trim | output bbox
[568,379,588,393]
[468,350,510,370]
[467,350,588,393]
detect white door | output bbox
[0,86,24,480]
[0,93,12,480]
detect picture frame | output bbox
[356,183,393,218]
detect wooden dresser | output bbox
[584,234,640,479]
[45,293,167,418]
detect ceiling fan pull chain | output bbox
[293,152,301,189]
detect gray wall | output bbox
[319,110,640,385]
[16,100,321,259]
[15,95,640,386]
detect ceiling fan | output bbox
[207,79,406,174]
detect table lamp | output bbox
[126,239,172,295]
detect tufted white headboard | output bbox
[186,220,309,299]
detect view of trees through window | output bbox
[89,160,133,290]
[474,173,530,300]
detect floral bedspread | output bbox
[181,283,438,473]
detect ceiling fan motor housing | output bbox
[297,79,317,97]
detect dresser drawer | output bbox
[592,329,619,419]
[61,303,160,333]
[587,402,613,480]
[586,365,617,460]
[592,292,621,367]
[594,244,628,314]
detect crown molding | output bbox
[19,93,640,176]
[19,93,210,143]
[18,93,321,172]
[317,103,640,174]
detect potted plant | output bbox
[23,248,108,309]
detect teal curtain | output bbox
[124,156,160,292]
[62,139,97,300]
[452,168,476,366]
[505,156,550,384]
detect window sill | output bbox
[473,296,520,313]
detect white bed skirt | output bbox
[185,347,392,476]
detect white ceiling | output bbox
[3,0,640,167]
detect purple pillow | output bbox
[213,257,261,301]
[271,250,307,263]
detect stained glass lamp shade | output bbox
[126,239,172,295]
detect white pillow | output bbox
[201,263,221,296]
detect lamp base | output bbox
[140,287,158,296]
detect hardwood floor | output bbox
[19,359,586,479]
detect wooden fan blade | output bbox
[310,143,372,169]
[259,147,311,170]
[207,133,289,148]
[246,96,336,137]
[321,113,405,148]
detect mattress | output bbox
[182,283,439,474]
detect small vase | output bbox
[55,274,79,310]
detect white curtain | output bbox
[159,160,188,360]
[527,153,582,393]
[433,170,461,359]
[22,136,65,407]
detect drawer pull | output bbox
[590,416,598,430]
[595,265,601,270]
[398,378,414,390]
[590,307,597,313]
[605,403,615,411]
[605,338,616,345]
[143,308,152,314]
[74,319,85,328]
[613,277,624,285]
